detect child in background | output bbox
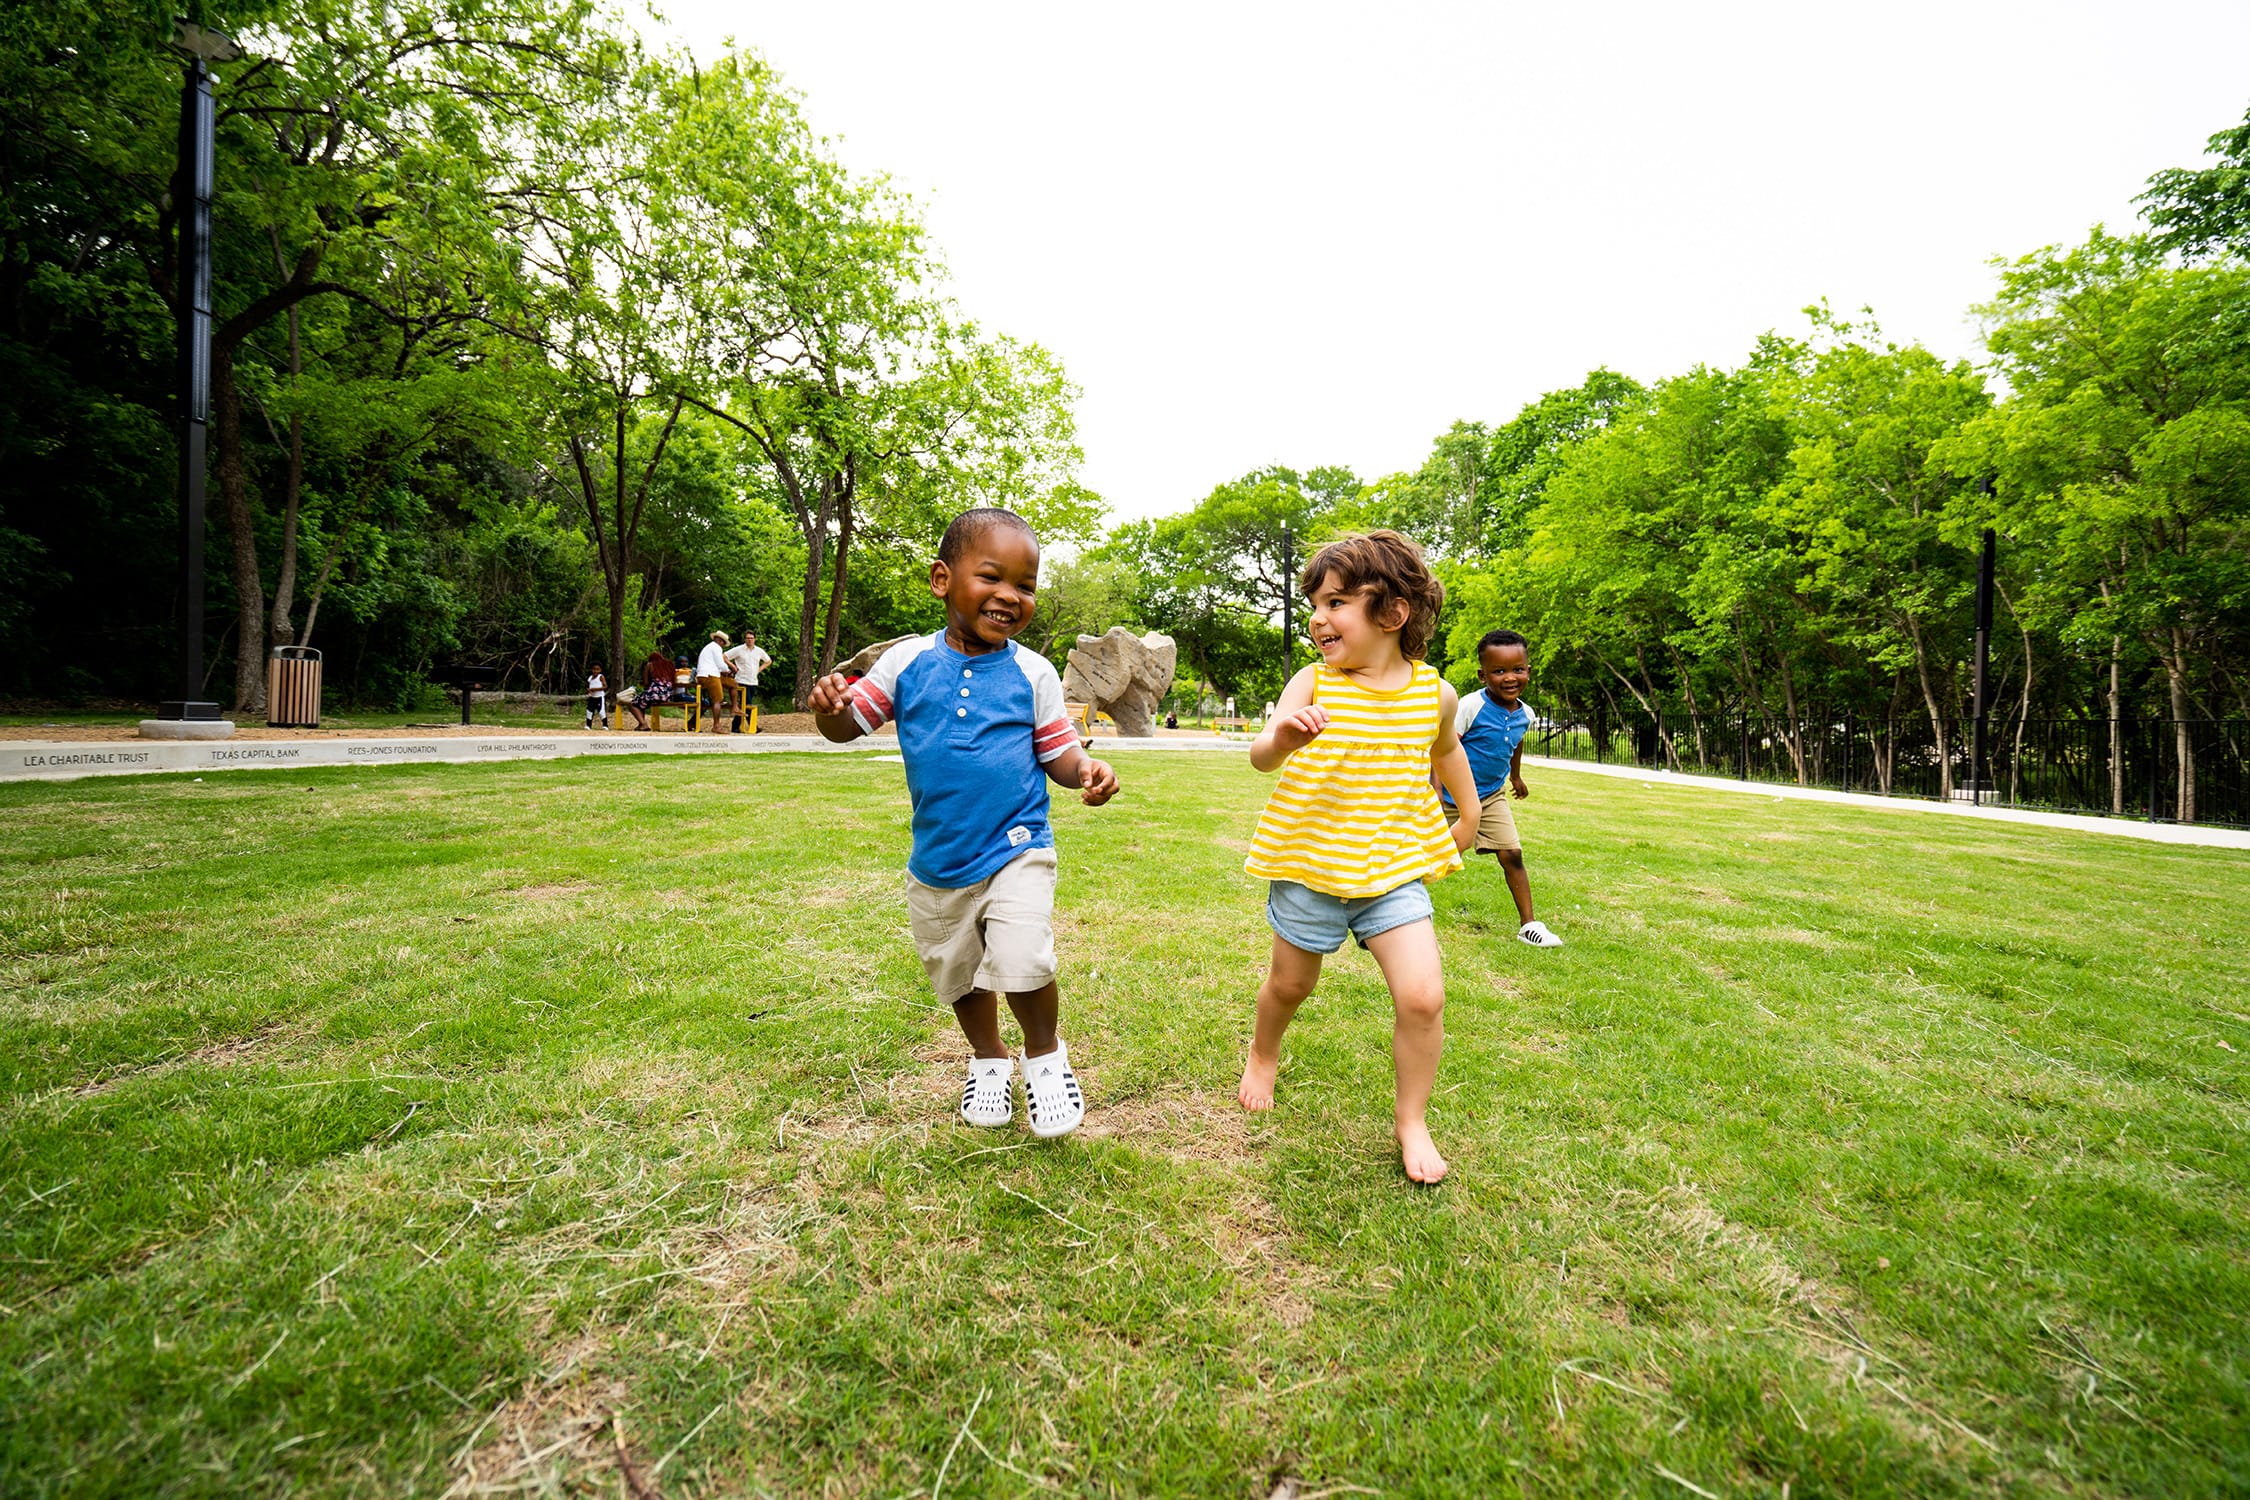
[1236,531,1480,1183]
[810,508,1118,1138]
[1445,629,1562,947]
[585,665,607,730]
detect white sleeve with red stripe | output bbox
[1021,649,1078,765]
[847,635,933,735]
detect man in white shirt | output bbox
[724,631,772,733]
[695,631,732,733]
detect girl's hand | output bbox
[1511,776,1530,800]
[1273,704,1329,751]
[1079,757,1118,806]
[1452,816,1476,853]
[807,673,854,717]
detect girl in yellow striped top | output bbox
[1238,531,1482,1184]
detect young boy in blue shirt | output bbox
[808,508,1119,1137]
[1445,629,1562,947]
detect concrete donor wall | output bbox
[0,735,878,784]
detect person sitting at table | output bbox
[637,648,678,730]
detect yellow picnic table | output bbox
[613,683,758,734]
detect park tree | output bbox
[1768,311,1992,794]
[198,0,612,711]
[489,44,842,694]
[2140,103,2250,260]
[1360,422,1490,559]
[1504,352,1802,772]
[1020,553,1143,665]
[1941,232,2250,819]
[1106,466,1358,701]
[681,111,1101,703]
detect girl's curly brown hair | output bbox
[1297,529,1445,661]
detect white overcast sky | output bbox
[648,1,2250,525]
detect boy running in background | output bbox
[1446,629,1562,948]
[1237,531,1480,1183]
[809,508,1118,1139]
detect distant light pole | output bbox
[1970,525,1997,806]
[158,19,240,723]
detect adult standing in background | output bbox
[725,630,772,733]
[695,631,732,733]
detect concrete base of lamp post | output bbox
[138,718,237,740]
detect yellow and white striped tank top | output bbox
[1244,660,1462,898]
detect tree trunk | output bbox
[1775,650,1808,785]
[296,543,341,649]
[1903,616,1951,799]
[1999,581,2033,808]
[792,474,838,706]
[818,499,854,676]
[2108,633,2124,816]
[1594,650,1678,770]
[1669,644,1708,768]
[1633,644,1681,770]
[268,245,305,646]
[2164,629,2196,823]
[1873,673,1908,795]
[213,345,267,715]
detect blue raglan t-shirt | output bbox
[844,634,1079,888]
[1443,689,1535,803]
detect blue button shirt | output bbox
[1447,690,1534,802]
[846,635,1078,887]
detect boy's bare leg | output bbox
[1493,849,1536,926]
[952,991,1009,1059]
[1002,981,1060,1058]
[952,983,1061,1061]
[1239,936,1322,1111]
[1362,920,1448,1183]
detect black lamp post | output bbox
[158,20,239,722]
[1970,525,1996,806]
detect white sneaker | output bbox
[1021,1039,1086,1139]
[959,1056,1015,1127]
[1518,920,1564,948]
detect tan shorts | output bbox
[904,847,1058,1001]
[1467,786,1521,852]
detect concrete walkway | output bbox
[1525,755,2250,851]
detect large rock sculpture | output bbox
[1062,628,1177,737]
[837,634,918,679]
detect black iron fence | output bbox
[1528,714,2250,829]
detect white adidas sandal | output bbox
[959,1056,1016,1127]
[1021,1040,1086,1139]
[1518,920,1564,948]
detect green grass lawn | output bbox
[1,755,2245,1497]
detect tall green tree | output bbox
[1771,312,1992,793]
[2140,103,2250,260]
[1942,232,2250,819]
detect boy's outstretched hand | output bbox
[1078,756,1119,806]
[806,672,853,717]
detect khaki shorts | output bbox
[1467,786,1522,852]
[904,847,1058,1001]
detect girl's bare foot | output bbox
[1396,1121,1448,1183]
[1238,1048,1280,1111]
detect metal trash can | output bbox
[267,645,322,728]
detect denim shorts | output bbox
[1265,877,1434,955]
